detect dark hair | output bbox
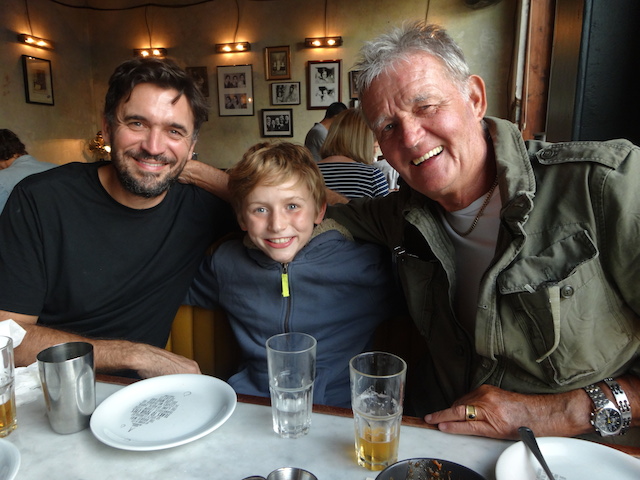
[0,129,27,161]
[103,57,209,139]
[323,102,348,120]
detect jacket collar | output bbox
[398,117,538,231]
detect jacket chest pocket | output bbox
[497,230,635,386]
[394,249,452,340]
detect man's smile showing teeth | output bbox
[138,159,166,167]
[135,157,171,171]
[412,145,444,166]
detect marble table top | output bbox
[7,379,514,480]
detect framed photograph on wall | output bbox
[217,64,254,116]
[307,60,341,109]
[22,55,54,105]
[261,109,293,137]
[270,82,300,105]
[349,70,361,99]
[265,46,291,80]
[186,66,209,97]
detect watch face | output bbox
[594,407,622,434]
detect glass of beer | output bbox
[266,332,316,439]
[349,351,407,471]
[0,336,17,437]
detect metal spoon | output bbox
[518,426,555,479]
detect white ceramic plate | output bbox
[496,436,640,480]
[90,374,236,451]
[0,439,20,480]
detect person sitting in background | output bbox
[304,101,347,162]
[372,142,400,191]
[373,156,399,191]
[0,57,235,378]
[0,129,56,213]
[185,142,398,407]
[318,108,389,199]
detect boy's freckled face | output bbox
[239,179,326,264]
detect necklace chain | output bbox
[449,176,499,238]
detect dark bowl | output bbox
[375,458,486,480]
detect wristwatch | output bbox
[603,377,632,435]
[584,383,623,436]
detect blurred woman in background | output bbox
[317,108,389,198]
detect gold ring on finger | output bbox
[465,404,477,421]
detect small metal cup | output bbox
[37,342,96,434]
[243,467,318,480]
[266,468,317,480]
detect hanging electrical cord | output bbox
[24,0,34,34]
[233,0,240,43]
[324,0,328,37]
[47,0,216,11]
[145,6,153,48]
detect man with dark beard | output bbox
[0,58,235,378]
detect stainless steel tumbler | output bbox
[37,342,96,434]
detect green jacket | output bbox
[328,117,640,415]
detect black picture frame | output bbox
[22,55,54,105]
[307,59,341,109]
[261,109,293,137]
[270,82,301,105]
[217,64,254,116]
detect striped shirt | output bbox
[318,160,389,198]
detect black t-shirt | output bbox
[0,161,235,347]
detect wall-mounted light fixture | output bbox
[132,6,168,59]
[304,36,343,48]
[215,0,250,54]
[133,48,168,58]
[215,42,251,54]
[18,1,53,50]
[17,33,54,50]
[304,0,342,49]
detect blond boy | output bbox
[185,142,398,407]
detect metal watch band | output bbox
[584,383,623,436]
[603,378,631,434]
[584,383,609,409]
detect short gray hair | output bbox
[354,21,471,97]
